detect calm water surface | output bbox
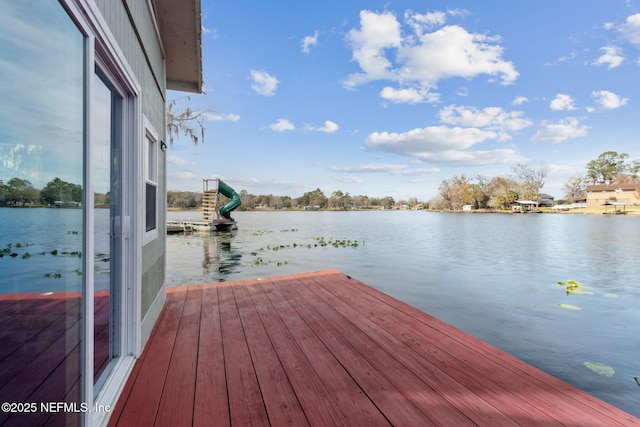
[2,208,637,415]
[167,210,640,417]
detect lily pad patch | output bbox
[558,303,582,310]
[583,361,615,377]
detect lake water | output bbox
[166,210,640,417]
[2,207,638,416]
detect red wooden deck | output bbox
[108,270,639,426]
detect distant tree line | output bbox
[429,163,549,210]
[429,151,640,211]
[0,177,82,207]
[167,188,420,210]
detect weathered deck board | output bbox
[248,278,387,426]
[108,270,640,426]
[193,284,230,427]
[110,288,186,426]
[231,282,309,426]
[273,274,518,426]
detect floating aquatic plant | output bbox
[584,361,615,377]
[251,229,273,236]
[558,279,580,294]
[312,237,363,248]
[558,303,582,310]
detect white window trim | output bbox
[143,118,159,245]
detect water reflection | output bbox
[169,231,243,284]
[201,230,243,278]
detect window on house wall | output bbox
[145,130,158,234]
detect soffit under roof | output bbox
[155,0,203,93]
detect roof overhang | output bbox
[155,0,203,93]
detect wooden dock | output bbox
[108,270,639,426]
[166,219,236,233]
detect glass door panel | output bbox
[93,72,122,386]
[0,1,84,425]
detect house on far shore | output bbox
[539,193,555,207]
[586,183,640,208]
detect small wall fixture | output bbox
[160,141,167,152]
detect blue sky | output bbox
[167,0,640,201]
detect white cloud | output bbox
[335,175,364,184]
[268,118,295,132]
[404,10,447,36]
[167,155,190,165]
[512,96,528,106]
[344,10,518,101]
[317,120,339,133]
[329,163,439,175]
[344,10,402,88]
[455,87,469,97]
[416,148,525,165]
[531,117,588,143]
[592,45,624,69]
[591,90,628,109]
[397,25,518,84]
[169,171,199,181]
[438,105,532,132]
[250,70,279,96]
[305,120,339,133]
[365,126,507,166]
[620,13,640,46]
[550,94,577,111]
[302,30,319,53]
[202,112,241,122]
[379,86,439,104]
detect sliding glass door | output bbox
[1,1,138,425]
[0,1,85,425]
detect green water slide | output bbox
[218,180,242,220]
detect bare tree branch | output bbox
[166,99,208,145]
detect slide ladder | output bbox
[202,179,241,223]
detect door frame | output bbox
[62,1,142,425]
